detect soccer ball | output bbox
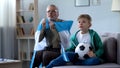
[75,43,91,60]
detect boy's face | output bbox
[78,18,91,31]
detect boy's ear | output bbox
[89,23,91,28]
[89,21,92,27]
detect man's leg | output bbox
[42,51,60,66]
[32,50,43,68]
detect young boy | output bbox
[46,14,104,68]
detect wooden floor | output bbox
[0,59,31,68]
[22,61,30,68]
[0,60,22,68]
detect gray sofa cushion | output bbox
[103,37,117,63]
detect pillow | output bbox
[103,37,117,63]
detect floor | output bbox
[0,59,22,68]
[22,61,30,68]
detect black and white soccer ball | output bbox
[75,43,92,60]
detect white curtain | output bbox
[0,0,17,59]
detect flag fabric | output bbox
[39,63,42,68]
[31,19,73,67]
[37,19,73,32]
[54,21,73,32]
[61,44,70,62]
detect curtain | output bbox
[0,0,17,59]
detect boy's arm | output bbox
[94,33,104,58]
[39,28,45,42]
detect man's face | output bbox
[46,6,59,20]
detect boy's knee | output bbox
[84,57,100,65]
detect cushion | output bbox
[103,37,117,63]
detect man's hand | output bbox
[49,21,55,29]
[42,19,46,29]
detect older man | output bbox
[32,4,71,68]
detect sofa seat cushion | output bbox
[53,63,120,68]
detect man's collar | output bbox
[47,18,63,22]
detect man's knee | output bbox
[42,51,60,66]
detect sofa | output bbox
[52,33,120,68]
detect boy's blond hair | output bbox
[77,14,92,24]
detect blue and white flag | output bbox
[37,19,73,32]
[61,44,70,62]
[54,21,73,32]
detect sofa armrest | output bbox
[100,32,120,64]
[117,33,120,64]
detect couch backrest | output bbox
[99,33,120,64]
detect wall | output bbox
[38,0,120,34]
[0,28,1,57]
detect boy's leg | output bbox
[82,57,101,65]
[74,57,101,65]
[46,52,78,68]
[67,52,79,62]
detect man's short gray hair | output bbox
[46,4,59,12]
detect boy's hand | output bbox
[87,51,96,57]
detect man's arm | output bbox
[39,19,46,42]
